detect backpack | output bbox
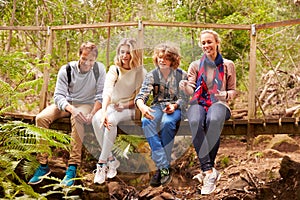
[152,68,187,119]
[152,68,183,97]
[66,62,100,86]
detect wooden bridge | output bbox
[1,19,300,148]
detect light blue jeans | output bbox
[187,103,230,172]
[142,105,181,170]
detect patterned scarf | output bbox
[190,53,224,111]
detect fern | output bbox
[0,121,71,199]
[113,135,146,158]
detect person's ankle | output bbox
[204,169,213,174]
[108,157,115,162]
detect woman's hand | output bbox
[99,110,112,130]
[215,90,228,101]
[179,80,195,95]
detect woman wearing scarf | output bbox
[180,30,236,195]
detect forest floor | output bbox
[32,133,300,200]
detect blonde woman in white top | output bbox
[92,38,146,184]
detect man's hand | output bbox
[71,107,88,124]
[85,113,94,125]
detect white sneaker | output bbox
[94,164,107,184]
[107,158,120,179]
[201,168,221,195]
[192,171,205,185]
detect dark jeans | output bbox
[187,103,230,172]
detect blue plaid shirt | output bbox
[135,67,188,109]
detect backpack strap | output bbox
[66,62,99,86]
[175,68,183,90]
[92,62,99,83]
[114,66,120,86]
[152,68,160,97]
[66,63,72,85]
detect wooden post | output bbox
[247,24,257,149]
[106,0,112,69]
[137,20,144,65]
[39,26,53,111]
[248,24,257,119]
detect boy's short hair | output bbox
[153,43,181,69]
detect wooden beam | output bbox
[50,22,138,30]
[256,18,300,30]
[0,26,47,31]
[143,21,251,30]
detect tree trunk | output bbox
[5,0,16,52]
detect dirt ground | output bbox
[41,134,300,200]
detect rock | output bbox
[268,135,299,152]
[262,148,286,158]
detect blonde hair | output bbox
[200,30,221,52]
[152,43,181,69]
[114,38,142,69]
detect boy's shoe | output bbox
[28,164,51,185]
[201,168,221,195]
[160,168,172,185]
[107,158,120,179]
[94,163,107,184]
[150,169,161,187]
[61,165,77,186]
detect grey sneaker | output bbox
[107,158,120,179]
[201,168,221,195]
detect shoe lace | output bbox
[160,168,169,177]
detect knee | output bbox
[141,117,151,127]
[161,120,176,130]
[92,111,101,126]
[35,113,49,127]
[188,118,201,127]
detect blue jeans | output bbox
[142,105,181,169]
[187,103,230,172]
